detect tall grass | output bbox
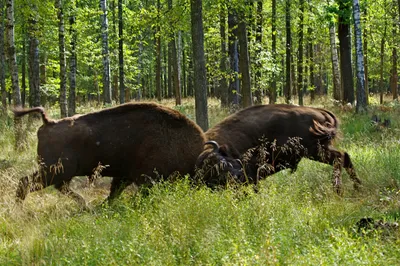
[0,98,399,265]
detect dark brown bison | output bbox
[14,102,206,204]
[196,104,361,194]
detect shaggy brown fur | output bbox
[14,102,206,204]
[196,104,361,194]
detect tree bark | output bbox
[338,0,354,104]
[28,13,40,108]
[308,28,315,103]
[363,5,369,104]
[228,10,240,106]
[329,22,341,101]
[172,32,182,105]
[6,0,22,149]
[353,0,367,112]
[190,0,209,131]
[238,7,252,108]
[56,0,67,117]
[297,0,304,105]
[100,0,112,104]
[284,0,291,103]
[68,10,77,116]
[155,0,162,101]
[118,0,125,103]
[270,0,277,104]
[254,0,263,104]
[391,0,398,100]
[0,0,6,112]
[219,5,229,107]
[379,24,386,104]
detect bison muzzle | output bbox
[196,104,361,194]
[14,102,206,204]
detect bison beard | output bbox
[13,102,206,205]
[196,104,361,194]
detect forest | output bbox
[1,0,400,264]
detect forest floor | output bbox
[0,96,400,265]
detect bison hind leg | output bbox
[16,176,30,202]
[107,177,134,203]
[343,152,361,191]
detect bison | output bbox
[14,102,206,204]
[196,104,361,194]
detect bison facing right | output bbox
[14,102,206,204]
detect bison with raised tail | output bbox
[14,102,206,204]
[196,104,361,194]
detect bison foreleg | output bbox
[55,181,86,206]
[16,171,45,202]
[107,177,134,202]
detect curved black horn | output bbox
[205,140,220,152]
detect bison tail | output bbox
[12,107,52,125]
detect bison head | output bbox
[195,141,244,187]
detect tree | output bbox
[228,9,240,106]
[353,0,367,112]
[6,0,22,149]
[284,0,291,103]
[56,0,67,117]
[155,0,162,101]
[69,3,77,116]
[28,9,40,108]
[238,3,252,108]
[219,3,229,107]
[0,0,6,111]
[254,0,263,104]
[327,0,341,101]
[191,0,208,131]
[390,0,398,100]
[100,0,112,104]
[297,0,305,106]
[270,0,277,103]
[118,0,125,103]
[338,0,354,104]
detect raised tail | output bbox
[12,107,53,125]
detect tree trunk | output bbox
[228,10,240,106]
[28,14,40,108]
[0,0,6,112]
[254,0,263,104]
[379,25,386,104]
[270,0,277,104]
[338,0,354,104]
[391,0,398,100]
[363,5,369,104]
[6,0,21,107]
[187,56,194,97]
[118,0,125,103]
[56,0,67,117]
[100,0,112,104]
[155,0,161,101]
[219,5,229,107]
[353,0,367,112]
[172,32,182,105]
[308,28,315,103]
[284,0,291,103]
[68,12,77,116]
[297,0,304,106]
[21,32,26,107]
[329,22,341,101]
[238,7,252,108]
[6,0,22,149]
[190,0,209,131]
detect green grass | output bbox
[1,97,400,265]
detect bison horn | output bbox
[205,141,220,152]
